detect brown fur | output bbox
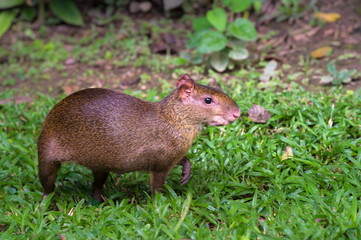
[37,74,240,202]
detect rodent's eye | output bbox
[204,98,212,104]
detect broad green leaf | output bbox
[337,70,349,81]
[228,18,257,41]
[206,8,227,32]
[0,0,24,9]
[172,51,190,65]
[49,0,84,26]
[179,51,191,61]
[229,0,252,13]
[327,62,337,76]
[193,17,212,32]
[191,54,203,64]
[338,69,356,83]
[210,51,229,72]
[188,30,207,49]
[0,10,16,39]
[197,30,227,54]
[172,57,188,66]
[228,46,249,60]
[222,0,231,7]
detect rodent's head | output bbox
[176,74,240,126]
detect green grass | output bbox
[1,80,361,239]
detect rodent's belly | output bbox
[74,153,150,173]
[70,143,183,173]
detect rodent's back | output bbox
[40,88,153,138]
[38,88,161,172]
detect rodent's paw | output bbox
[180,171,191,186]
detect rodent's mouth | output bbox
[208,113,239,126]
[209,120,232,126]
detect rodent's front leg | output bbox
[178,157,191,186]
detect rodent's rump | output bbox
[37,74,240,203]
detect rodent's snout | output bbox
[229,107,241,122]
[232,107,241,120]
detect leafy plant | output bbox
[321,62,357,85]
[0,9,17,38]
[49,0,84,26]
[278,0,305,21]
[276,0,317,22]
[181,0,258,72]
[0,0,84,39]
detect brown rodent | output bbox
[38,74,240,202]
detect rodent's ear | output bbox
[177,74,192,88]
[177,76,194,102]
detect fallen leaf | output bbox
[314,12,341,23]
[281,146,293,161]
[247,104,271,123]
[311,46,332,59]
[323,28,335,37]
[65,57,76,65]
[305,26,321,37]
[259,0,280,23]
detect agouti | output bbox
[38,74,240,202]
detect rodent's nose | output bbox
[232,107,241,120]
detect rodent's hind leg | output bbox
[150,171,169,196]
[92,171,109,202]
[177,157,191,186]
[38,161,61,203]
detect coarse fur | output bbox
[37,74,240,202]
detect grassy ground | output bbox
[1,77,361,239]
[1,2,361,238]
